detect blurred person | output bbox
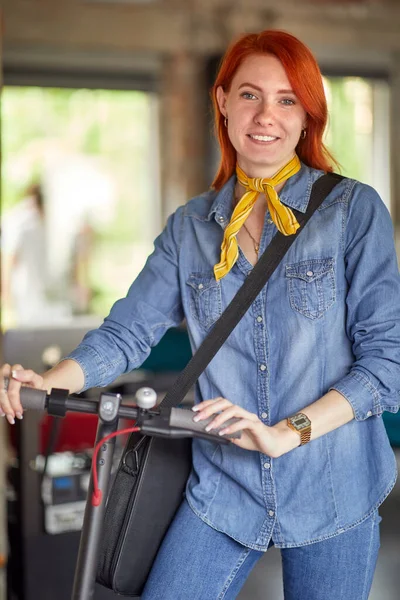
[70,218,95,315]
[2,183,48,326]
[2,30,400,600]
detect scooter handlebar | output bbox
[3,377,48,411]
[2,377,242,441]
[170,407,241,439]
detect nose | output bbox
[254,101,276,126]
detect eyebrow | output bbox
[238,83,295,95]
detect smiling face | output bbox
[216,53,307,178]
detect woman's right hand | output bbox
[0,363,44,425]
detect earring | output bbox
[224,117,228,128]
[301,129,307,139]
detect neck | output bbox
[237,154,297,181]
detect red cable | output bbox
[91,425,140,506]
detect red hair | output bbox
[211,30,338,189]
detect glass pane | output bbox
[1,86,160,329]
[323,76,391,210]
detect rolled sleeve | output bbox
[332,371,384,421]
[330,182,400,420]
[63,346,114,392]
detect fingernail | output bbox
[192,406,200,412]
[192,415,201,422]
[11,370,19,379]
[15,412,23,420]
[205,424,213,432]
[6,414,15,425]
[0,410,5,417]
[219,429,227,436]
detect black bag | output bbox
[96,173,343,597]
[96,434,192,596]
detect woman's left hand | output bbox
[192,397,284,458]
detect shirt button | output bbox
[261,411,268,419]
[366,410,372,417]
[267,218,273,224]
[268,510,275,517]
[256,316,263,323]
[198,283,204,290]
[306,270,314,277]
[217,216,225,223]
[260,364,267,372]
[263,462,270,469]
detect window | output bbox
[1,86,160,329]
[323,76,391,211]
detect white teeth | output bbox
[250,135,277,142]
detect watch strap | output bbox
[299,426,311,446]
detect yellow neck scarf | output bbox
[213,155,301,281]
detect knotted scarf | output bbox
[213,155,301,281]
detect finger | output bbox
[193,398,233,421]
[219,417,258,437]
[204,405,256,431]
[0,381,6,416]
[6,364,25,419]
[0,363,12,385]
[9,367,44,419]
[0,386,17,424]
[0,364,12,416]
[192,398,224,412]
[1,363,19,422]
[10,364,24,377]
[11,367,43,388]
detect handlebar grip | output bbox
[3,377,48,411]
[170,408,242,439]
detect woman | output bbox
[2,183,48,325]
[2,30,400,599]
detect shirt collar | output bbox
[207,177,236,226]
[207,163,324,225]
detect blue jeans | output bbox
[141,500,381,600]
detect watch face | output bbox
[290,413,311,430]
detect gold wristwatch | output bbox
[287,413,311,446]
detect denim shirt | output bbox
[67,164,400,549]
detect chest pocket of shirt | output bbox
[187,272,222,330]
[286,258,335,320]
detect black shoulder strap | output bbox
[160,172,344,409]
